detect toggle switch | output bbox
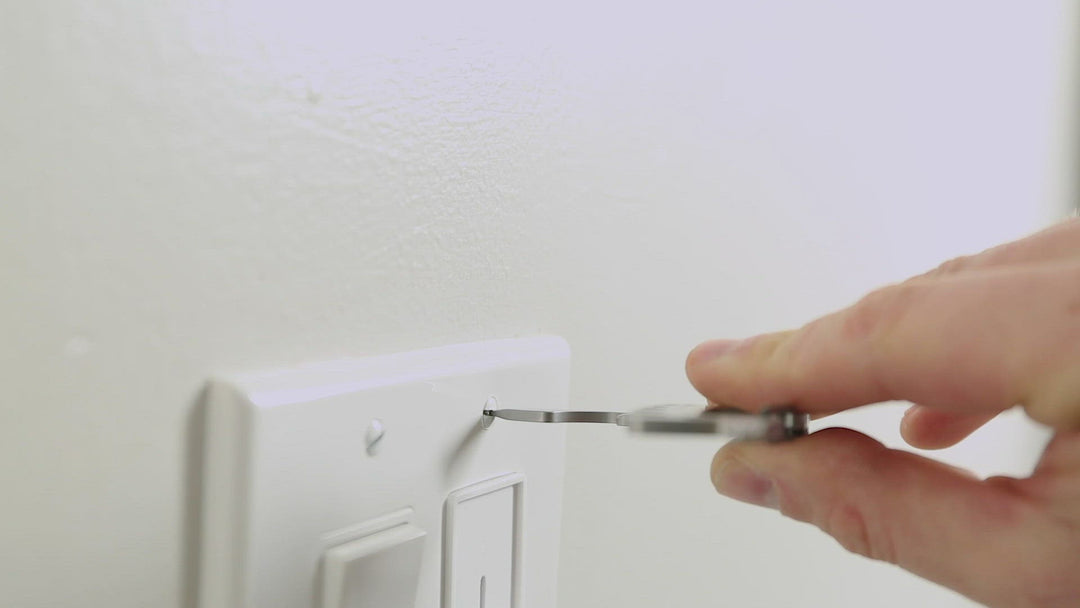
[321,515,426,608]
[442,473,524,608]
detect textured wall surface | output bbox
[1,2,1075,607]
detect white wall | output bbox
[1,2,1074,607]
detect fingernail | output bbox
[712,459,779,509]
[691,339,741,362]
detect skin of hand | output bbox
[686,218,1080,608]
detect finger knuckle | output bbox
[823,502,896,564]
[925,255,973,278]
[843,284,917,345]
[735,333,799,408]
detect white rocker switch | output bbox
[321,523,426,608]
[442,473,524,608]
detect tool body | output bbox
[482,404,808,442]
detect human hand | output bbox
[686,218,1080,608]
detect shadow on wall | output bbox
[181,388,208,608]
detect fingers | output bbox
[686,262,1080,427]
[685,275,1015,414]
[916,217,1080,279]
[711,429,1079,607]
[1023,431,1080,527]
[900,405,998,449]
[1027,360,1080,429]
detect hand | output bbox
[686,218,1080,608]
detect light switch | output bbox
[321,521,426,608]
[199,337,568,608]
[443,473,524,608]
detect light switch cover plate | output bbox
[198,337,570,608]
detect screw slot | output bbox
[365,419,386,456]
[480,396,498,430]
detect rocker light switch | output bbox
[442,473,524,608]
[321,517,426,608]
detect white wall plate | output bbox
[198,337,570,608]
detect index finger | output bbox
[686,263,1079,421]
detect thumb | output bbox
[712,429,1072,607]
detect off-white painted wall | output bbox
[1,2,1075,607]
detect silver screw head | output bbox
[481,396,498,429]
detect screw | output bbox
[481,396,498,429]
[365,419,386,456]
